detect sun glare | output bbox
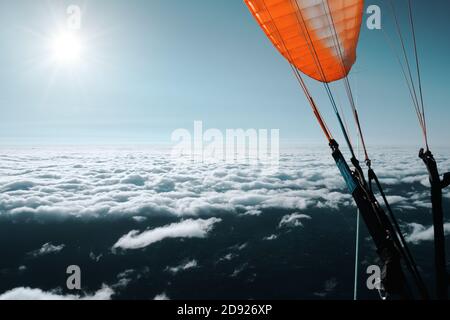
[51,31,82,65]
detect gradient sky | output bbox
[0,0,449,147]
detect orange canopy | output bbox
[244,0,364,83]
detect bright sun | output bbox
[51,31,83,65]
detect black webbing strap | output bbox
[368,168,429,300]
[442,173,450,189]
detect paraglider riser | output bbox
[330,140,409,297]
[419,149,449,300]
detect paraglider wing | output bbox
[244,0,364,83]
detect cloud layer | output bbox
[2,146,446,221]
[1,146,448,300]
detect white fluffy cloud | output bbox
[29,242,65,257]
[406,223,450,244]
[263,234,278,241]
[0,285,114,300]
[279,213,312,228]
[113,218,221,250]
[166,259,198,274]
[154,292,170,300]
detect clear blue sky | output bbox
[0,0,449,147]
